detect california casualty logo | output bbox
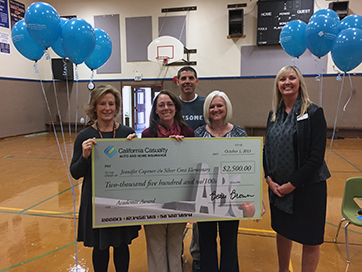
[101,217,122,222]
[118,147,168,157]
[104,145,117,158]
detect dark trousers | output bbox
[92,243,129,272]
[198,220,239,272]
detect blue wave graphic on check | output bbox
[104,145,117,158]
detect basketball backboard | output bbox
[147,35,184,65]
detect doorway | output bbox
[134,88,146,131]
[121,84,162,134]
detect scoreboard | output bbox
[257,0,314,45]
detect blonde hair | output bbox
[203,90,232,125]
[84,85,121,121]
[271,66,311,122]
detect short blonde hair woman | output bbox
[202,90,233,125]
[84,84,121,121]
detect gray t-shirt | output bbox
[178,94,206,131]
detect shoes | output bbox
[192,260,200,272]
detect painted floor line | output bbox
[326,146,362,173]
[289,261,294,272]
[0,206,76,215]
[239,227,293,271]
[24,132,49,137]
[21,181,82,213]
[238,227,276,234]
[3,155,65,160]
[326,221,362,235]
[0,242,76,272]
[2,209,361,235]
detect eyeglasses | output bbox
[157,102,175,109]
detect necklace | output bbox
[209,123,232,137]
[209,126,225,137]
[96,121,116,138]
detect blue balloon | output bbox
[309,9,340,24]
[339,15,362,31]
[11,20,45,61]
[24,2,61,48]
[331,28,362,72]
[306,15,340,57]
[280,20,307,57]
[85,29,112,70]
[61,18,96,65]
[51,18,68,58]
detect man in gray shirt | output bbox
[177,66,205,272]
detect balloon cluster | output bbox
[11,2,112,70]
[280,9,362,72]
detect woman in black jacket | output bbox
[263,66,330,272]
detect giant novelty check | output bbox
[92,137,263,228]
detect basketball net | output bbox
[156,56,170,66]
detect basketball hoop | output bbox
[156,56,170,66]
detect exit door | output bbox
[134,88,146,131]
